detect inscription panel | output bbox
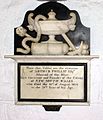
[18,63,87,102]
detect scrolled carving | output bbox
[67,12,76,31]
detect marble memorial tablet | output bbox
[17,63,87,103]
[4,1,99,111]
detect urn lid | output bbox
[48,9,56,20]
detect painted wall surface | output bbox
[0,0,103,120]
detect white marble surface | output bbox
[0,0,103,119]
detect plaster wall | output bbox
[0,0,103,120]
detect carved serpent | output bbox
[16,14,47,54]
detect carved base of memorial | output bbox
[5,55,99,111]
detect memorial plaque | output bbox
[4,1,99,111]
[18,63,87,103]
